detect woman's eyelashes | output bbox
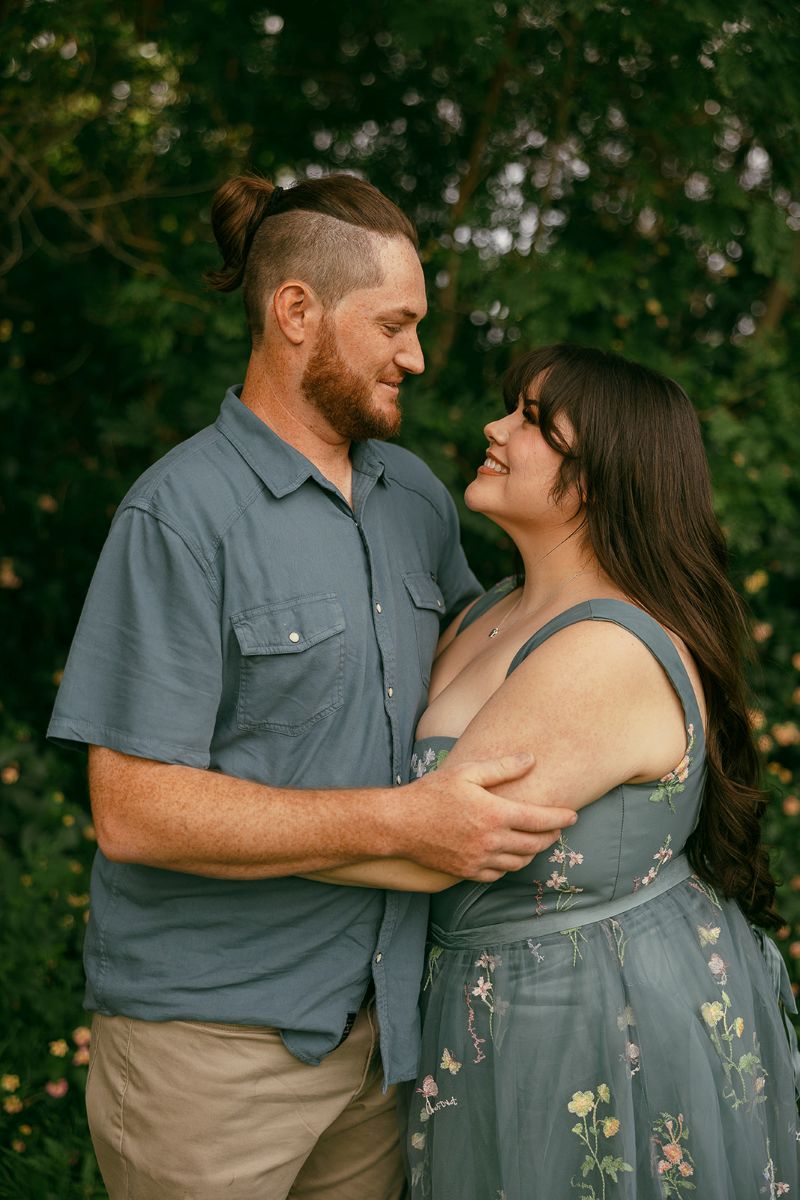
[522,405,540,426]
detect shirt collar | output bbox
[215,387,385,499]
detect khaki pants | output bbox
[86,1004,406,1200]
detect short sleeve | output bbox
[435,486,483,622]
[47,506,223,767]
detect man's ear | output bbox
[271,280,323,345]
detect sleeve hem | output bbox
[46,717,211,769]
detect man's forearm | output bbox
[89,746,397,878]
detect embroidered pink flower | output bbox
[654,845,673,864]
[472,976,493,1000]
[708,953,727,980]
[776,1184,790,1196]
[474,952,502,970]
[45,1079,68,1099]
[754,1075,766,1093]
[663,1142,683,1164]
[549,847,566,864]
[546,871,568,889]
[568,850,584,867]
[416,1076,438,1099]
[679,1162,695,1178]
[657,1160,670,1174]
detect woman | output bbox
[310,343,799,1197]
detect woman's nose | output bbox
[484,415,509,443]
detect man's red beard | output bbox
[301,315,402,441]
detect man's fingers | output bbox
[455,752,535,789]
[508,802,577,832]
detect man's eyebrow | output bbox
[378,307,426,321]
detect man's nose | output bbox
[395,330,425,376]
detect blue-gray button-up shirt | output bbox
[48,388,481,1085]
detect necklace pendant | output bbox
[488,626,499,639]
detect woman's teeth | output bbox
[483,458,509,474]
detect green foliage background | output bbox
[1,1,799,1194]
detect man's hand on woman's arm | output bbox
[89,746,575,884]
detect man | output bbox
[48,173,574,1199]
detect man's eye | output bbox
[383,324,401,335]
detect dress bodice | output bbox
[410,599,706,933]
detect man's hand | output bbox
[398,753,577,881]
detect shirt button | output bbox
[375,602,382,613]
[387,687,393,698]
[395,774,402,785]
[374,952,383,964]
[437,599,443,607]
[288,631,300,643]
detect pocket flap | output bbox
[232,594,345,656]
[403,572,445,613]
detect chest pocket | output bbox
[403,572,445,687]
[232,594,346,735]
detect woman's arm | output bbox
[302,619,694,891]
[301,859,457,892]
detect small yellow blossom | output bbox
[11,1139,25,1153]
[733,1017,745,1037]
[19,1124,32,1135]
[597,1083,610,1103]
[3,1096,23,1114]
[62,813,75,827]
[603,1117,620,1137]
[49,1040,69,1058]
[567,1090,595,1117]
[1,1074,20,1092]
[20,874,32,887]
[701,1001,725,1027]
[72,1026,91,1046]
[744,570,768,594]
[1,765,20,784]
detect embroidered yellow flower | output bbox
[567,1090,595,1117]
[411,1132,426,1150]
[603,1117,620,1137]
[597,1083,610,1103]
[733,1016,745,1037]
[701,1001,724,1027]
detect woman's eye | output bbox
[522,406,539,426]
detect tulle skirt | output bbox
[404,876,800,1199]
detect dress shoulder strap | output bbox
[506,599,704,736]
[455,576,516,636]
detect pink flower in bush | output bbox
[73,1047,90,1066]
[72,1026,92,1047]
[45,1079,68,1099]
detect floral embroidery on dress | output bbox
[763,1143,791,1197]
[633,834,673,892]
[567,1083,633,1197]
[649,724,695,810]
[699,990,767,1110]
[651,1112,696,1194]
[617,1007,641,1078]
[423,943,443,991]
[416,1072,458,1119]
[410,746,450,779]
[562,926,588,966]
[688,874,722,909]
[534,834,586,913]
[696,922,721,946]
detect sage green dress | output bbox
[405,596,799,1199]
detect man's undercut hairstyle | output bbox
[206,173,419,343]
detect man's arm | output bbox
[89,746,575,882]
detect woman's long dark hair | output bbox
[503,343,780,928]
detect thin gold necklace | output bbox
[487,568,590,638]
